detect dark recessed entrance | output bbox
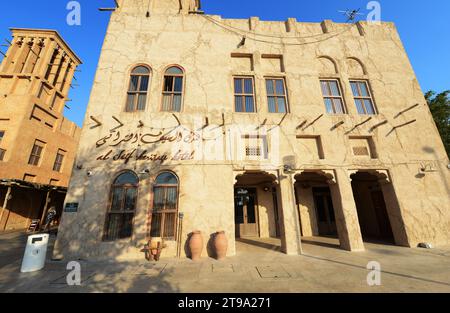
[351,171,395,244]
[294,171,340,249]
[313,187,337,237]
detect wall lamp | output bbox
[283,165,295,174]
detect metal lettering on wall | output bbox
[95,128,202,164]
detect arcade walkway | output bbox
[1,232,449,292]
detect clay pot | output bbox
[214,231,228,260]
[189,231,203,261]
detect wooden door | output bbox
[313,188,337,236]
[234,188,258,237]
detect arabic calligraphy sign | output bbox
[96,129,202,148]
[93,124,281,165]
[95,128,203,164]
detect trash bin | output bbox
[20,234,49,273]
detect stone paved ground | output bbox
[0,232,449,293]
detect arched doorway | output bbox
[234,171,282,253]
[294,171,340,249]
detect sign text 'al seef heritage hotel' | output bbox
[53,0,450,261]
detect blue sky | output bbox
[1,0,449,126]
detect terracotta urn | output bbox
[150,238,161,248]
[189,231,203,261]
[150,238,161,255]
[214,231,228,260]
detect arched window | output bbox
[103,171,139,241]
[125,65,151,112]
[161,66,184,112]
[150,172,179,240]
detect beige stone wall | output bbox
[55,1,450,261]
[297,187,318,237]
[256,186,277,238]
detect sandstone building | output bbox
[0,28,81,232]
[54,0,449,261]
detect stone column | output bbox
[12,37,28,73]
[0,36,19,72]
[55,56,70,92]
[61,61,76,96]
[46,47,63,86]
[379,180,410,247]
[39,190,51,230]
[277,172,302,255]
[329,169,364,251]
[24,38,43,74]
[133,172,152,246]
[34,38,55,76]
[0,186,12,230]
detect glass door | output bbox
[234,188,258,237]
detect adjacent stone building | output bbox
[54,0,449,261]
[0,28,81,232]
